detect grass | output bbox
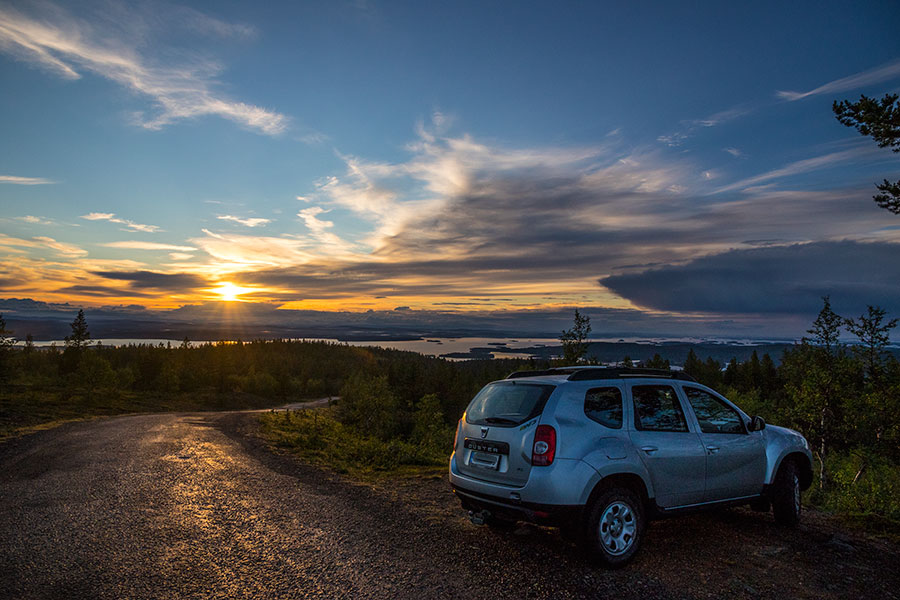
[258,406,449,480]
[0,384,285,441]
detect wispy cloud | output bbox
[723,147,743,158]
[0,2,288,135]
[217,215,271,227]
[19,215,54,225]
[657,133,689,148]
[81,212,160,233]
[776,58,900,101]
[191,229,314,269]
[0,174,54,184]
[33,236,87,257]
[713,146,875,194]
[689,105,752,128]
[297,206,357,254]
[0,233,86,256]
[101,241,196,251]
[657,105,753,147]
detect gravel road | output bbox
[1,409,898,599]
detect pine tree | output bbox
[845,305,898,380]
[805,296,842,354]
[559,309,591,364]
[683,349,703,379]
[645,353,670,369]
[833,93,900,213]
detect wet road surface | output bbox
[1,410,898,599]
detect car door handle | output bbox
[640,446,658,455]
[706,445,720,454]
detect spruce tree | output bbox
[65,309,91,351]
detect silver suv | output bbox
[449,367,813,566]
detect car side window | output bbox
[584,387,623,429]
[632,385,688,432]
[683,387,746,434]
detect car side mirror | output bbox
[749,416,766,432]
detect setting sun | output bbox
[212,282,255,302]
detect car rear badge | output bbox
[480,427,489,438]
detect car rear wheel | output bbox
[585,487,644,567]
[772,460,801,526]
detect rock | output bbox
[824,533,855,552]
[758,545,787,557]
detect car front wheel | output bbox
[585,487,645,567]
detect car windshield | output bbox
[465,382,556,426]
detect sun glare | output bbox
[213,281,254,302]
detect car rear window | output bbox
[466,382,556,426]
[584,387,623,428]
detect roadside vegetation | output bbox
[1,302,898,530]
[678,299,900,530]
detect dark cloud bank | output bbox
[601,241,900,316]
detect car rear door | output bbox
[680,385,766,501]
[627,382,707,508]
[455,381,556,487]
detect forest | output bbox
[0,298,898,529]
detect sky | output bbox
[1,0,899,339]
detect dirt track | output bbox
[1,410,897,599]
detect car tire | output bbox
[772,460,801,527]
[585,487,645,567]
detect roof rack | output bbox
[506,367,696,382]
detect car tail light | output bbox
[532,425,556,466]
[453,418,462,450]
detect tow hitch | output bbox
[468,509,491,525]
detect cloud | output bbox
[33,236,87,257]
[0,2,288,135]
[657,105,753,147]
[229,178,891,308]
[657,133,688,148]
[101,241,196,251]
[216,215,271,228]
[19,215,54,225]
[712,146,876,194]
[81,212,160,233]
[296,206,357,254]
[93,270,207,291]
[776,58,900,102]
[723,147,743,158]
[0,175,54,184]
[689,105,752,128]
[191,229,315,268]
[0,233,86,257]
[56,284,152,298]
[165,127,877,311]
[601,241,900,316]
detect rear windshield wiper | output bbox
[483,417,518,425]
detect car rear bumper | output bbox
[448,452,600,522]
[451,483,581,526]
